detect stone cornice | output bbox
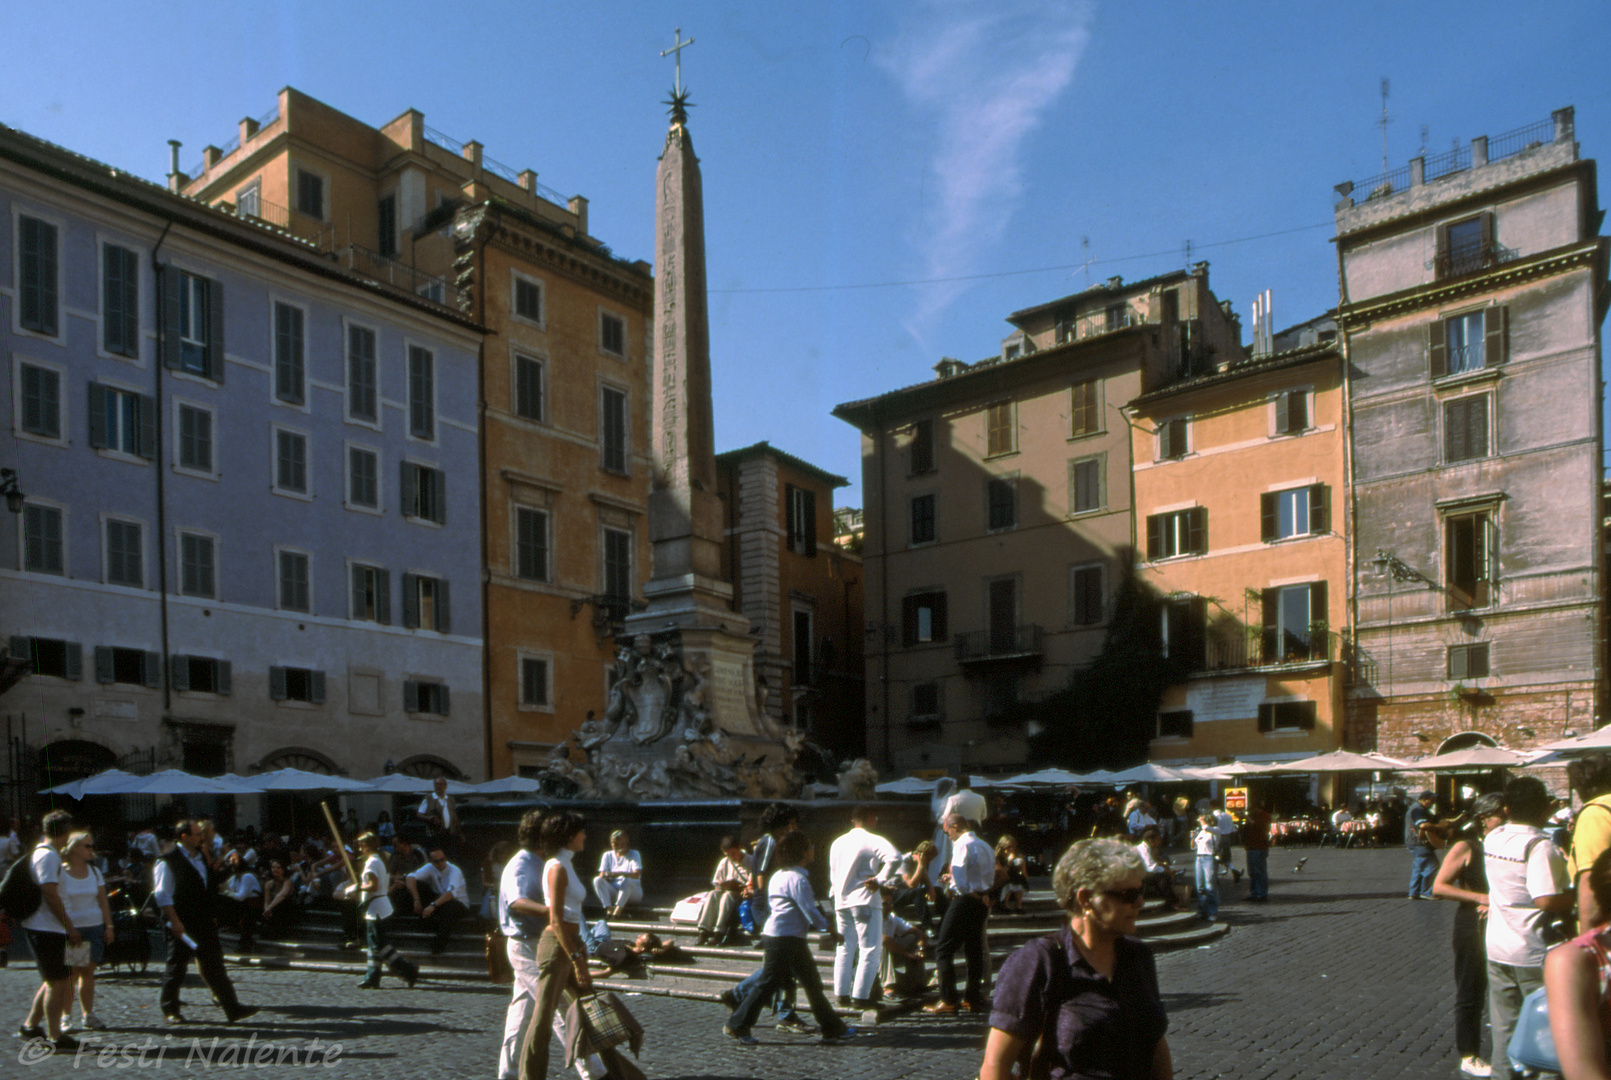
[482,216,651,312]
[1339,241,1604,328]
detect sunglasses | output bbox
[1100,887,1145,906]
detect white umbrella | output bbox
[875,776,939,795]
[1413,746,1530,771]
[238,767,370,793]
[123,769,256,795]
[998,767,1087,787]
[361,773,475,795]
[1271,750,1409,773]
[1207,761,1286,778]
[1106,763,1193,785]
[472,776,545,796]
[41,768,140,798]
[1535,727,1611,754]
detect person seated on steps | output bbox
[879,894,930,1000]
[592,830,644,918]
[404,844,470,956]
[697,836,754,946]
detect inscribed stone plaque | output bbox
[1185,676,1264,723]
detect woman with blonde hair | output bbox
[995,835,1028,914]
[351,832,417,989]
[58,831,113,1031]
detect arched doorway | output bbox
[393,755,466,780]
[255,747,345,840]
[1438,732,1499,755]
[37,739,117,793]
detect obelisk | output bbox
[623,46,771,743]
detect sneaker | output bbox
[54,1034,82,1052]
[821,1026,861,1042]
[16,1024,45,1040]
[82,1013,107,1031]
[775,1016,815,1034]
[723,1025,758,1046]
[1460,1056,1492,1078]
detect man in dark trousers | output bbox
[154,818,258,1024]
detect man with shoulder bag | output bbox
[14,811,79,1051]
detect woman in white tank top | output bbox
[59,831,113,1031]
[520,812,594,1080]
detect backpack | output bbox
[0,846,44,921]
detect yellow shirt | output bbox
[1568,794,1611,881]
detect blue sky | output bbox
[5,1,1608,505]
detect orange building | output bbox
[179,88,653,778]
[715,443,865,760]
[1127,343,1349,776]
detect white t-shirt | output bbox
[1193,825,1218,857]
[1331,809,1353,828]
[1484,823,1569,967]
[1137,842,1168,873]
[597,849,641,880]
[21,843,67,933]
[230,871,262,902]
[59,865,105,929]
[1215,810,1236,837]
[829,826,901,910]
[360,854,393,921]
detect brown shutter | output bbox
[1261,589,1278,662]
[1429,318,1447,379]
[932,593,948,642]
[902,596,918,646]
[1257,703,1274,733]
[1146,514,1162,560]
[1187,507,1206,554]
[1274,392,1290,435]
[1309,581,1329,630]
[1310,485,1328,535]
[1485,305,1508,365]
[1260,492,1277,541]
[1479,212,1495,269]
[1435,223,1450,279]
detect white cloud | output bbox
[879,0,1093,347]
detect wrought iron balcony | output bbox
[1189,626,1336,674]
[955,624,1044,664]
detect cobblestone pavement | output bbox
[1,848,1474,1079]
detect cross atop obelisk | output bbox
[661,27,694,96]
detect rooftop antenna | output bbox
[1183,238,1192,272]
[1076,235,1094,288]
[1418,124,1428,157]
[1377,78,1393,175]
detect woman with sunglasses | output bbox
[979,838,1172,1080]
[58,832,113,1032]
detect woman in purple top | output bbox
[980,838,1172,1080]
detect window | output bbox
[911,419,935,474]
[1444,395,1490,463]
[1145,507,1206,560]
[902,592,947,646]
[1071,379,1101,437]
[792,609,814,686]
[1158,417,1189,461]
[1258,700,1317,732]
[275,430,308,494]
[278,550,311,612]
[1431,307,1508,377]
[520,657,550,707]
[602,528,632,602]
[105,519,143,587]
[1070,564,1103,626]
[514,354,545,421]
[911,683,941,719]
[402,573,450,632]
[986,402,1015,456]
[102,244,139,357]
[274,302,305,404]
[177,404,212,473]
[167,270,223,380]
[295,169,324,219]
[1446,509,1497,610]
[236,183,260,219]
[1161,597,1206,667]
[9,636,82,680]
[1261,582,1327,663]
[1157,710,1193,739]
[786,485,817,555]
[88,384,155,458]
[986,478,1016,531]
[515,507,549,581]
[94,646,159,688]
[408,346,435,439]
[346,325,378,422]
[910,494,936,545]
[23,504,64,574]
[1070,456,1103,514]
[1448,643,1491,680]
[401,462,446,524]
[600,387,628,473]
[348,447,379,509]
[171,655,230,695]
[179,532,215,598]
[1261,485,1327,541]
[513,276,543,323]
[1438,213,1493,279]
[377,194,398,258]
[270,666,325,704]
[988,575,1019,660]
[18,215,58,336]
[1104,303,1128,332]
[1273,389,1308,435]
[19,362,61,439]
[351,564,391,624]
[600,312,625,357]
[405,680,450,715]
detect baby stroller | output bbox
[100,886,153,973]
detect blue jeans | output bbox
[1194,856,1219,920]
[733,961,799,1020]
[1407,847,1438,898]
[729,936,844,1038]
[1245,849,1268,900]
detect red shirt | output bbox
[1242,810,1272,851]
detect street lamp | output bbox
[1371,549,1438,589]
[0,469,23,514]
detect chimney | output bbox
[462,140,483,169]
[1471,135,1488,168]
[166,140,184,191]
[517,169,538,196]
[203,145,222,171]
[1554,106,1575,143]
[568,195,589,238]
[1410,156,1425,187]
[239,116,260,145]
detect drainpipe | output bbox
[1336,236,1357,756]
[873,405,892,771]
[150,220,175,713]
[474,214,493,783]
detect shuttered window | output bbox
[179,533,215,598]
[1071,456,1103,514]
[1444,395,1490,463]
[986,402,1015,456]
[600,387,628,472]
[23,505,64,575]
[1273,389,1308,435]
[1257,700,1317,732]
[602,529,632,601]
[515,355,544,421]
[164,269,224,381]
[1448,643,1491,679]
[408,346,435,439]
[351,564,391,624]
[910,494,936,545]
[1145,507,1206,559]
[1158,417,1189,460]
[19,216,58,336]
[1446,510,1498,610]
[102,244,140,357]
[1071,379,1100,436]
[786,485,817,555]
[349,447,379,509]
[347,326,378,422]
[902,592,947,646]
[105,519,143,587]
[910,419,935,474]
[515,507,549,581]
[19,363,60,438]
[1070,565,1103,626]
[520,658,550,707]
[1260,485,1327,541]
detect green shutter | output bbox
[161,265,183,370]
[1257,703,1274,733]
[64,643,82,681]
[137,394,157,460]
[404,680,420,712]
[1485,305,1508,366]
[435,579,451,633]
[401,462,418,518]
[439,685,451,716]
[206,277,226,380]
[1261,589,1278,662]
[1310,485,1328,535]
[1429,319,1447,379]
[1260,492,1276,541]
[95,645,114,684]
[87,382,108,448]
[170,654,191,692]
[142,650,162,688]
[270,666,288,700]
[401,573,419,629]
[803,489,817,556]
[216,660,232,696]
[310,670,326,704]
[376,569,392,625]
[1187,507,1206,554]
[1145,514,1162,560]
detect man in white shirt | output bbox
[1127,799,1158,837]
[416,777,460,859]
[1214,804,1240,881]
[924,813,995,1015]
[828,806,901,1008]
[406,845,470,955]
[17,811,78,1050]
[1484,777,1572,1080]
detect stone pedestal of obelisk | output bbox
[557,92,793,801]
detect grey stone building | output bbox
[1338,107,1609,758]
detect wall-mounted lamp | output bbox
[1372,549,1438,589]
[0,468,24,514]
